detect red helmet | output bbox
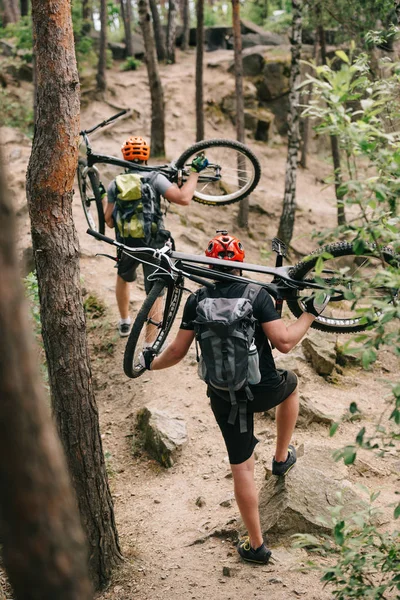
[205,230,245,263]
[121,136,150,162]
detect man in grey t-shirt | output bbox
[104,135,208,337]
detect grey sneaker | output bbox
[272,444,297,476]
[118,321,132,337]
[237,537,272,564]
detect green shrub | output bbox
[120,56,141,71]
[0,88,34,136]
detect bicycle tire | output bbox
[123,280,183,378]
[77,158,105,234]
[286,241,399,334]
[175,139,261,206]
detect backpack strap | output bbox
[242,283,262,305]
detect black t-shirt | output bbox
[180,281,282,387]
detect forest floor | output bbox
[2,47,400,600]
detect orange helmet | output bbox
[121,136,150,162]
[205,230,245,263]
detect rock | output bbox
[297,394,335,427]
[301,332,337,376]
[256,56,291,101]
[219,492,235,508]
[244,107,274,141]
[136,406,187,468]
[0,39,15,56]
[220,81,258,119]
[108,41,126,60]
[257,464,368,536]
[205,26,233,51]
[196,496,206,507]
[222,566,232,577]
[242,32,286,49]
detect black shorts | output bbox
[117,230,172,294]
[209,369,298,465]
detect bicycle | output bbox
[86,229,399,379]
[77,109,261,234]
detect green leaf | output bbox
[333,521,345,545]
[394,504,400,519]
[330,422,339,437]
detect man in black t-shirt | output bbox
[139,232,329,565]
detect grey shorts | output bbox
[209,369,298,465]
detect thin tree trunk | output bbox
[120,0,133,56]
[317,12,346,226]
[149,0,167,61]
[166,0,177,63]
[82,0,91,33]
[3,0,20,24]
[299,38,317,169]
[139,0,166,155]
[0,153,93,600]
[395,0,400,23]
[181,0,190,50]
[277,0,302,246]
[20,0,28,16]
[97,0,107,91]
[195,0,204,141]
[232,0,249,229]
[27,0,122,589]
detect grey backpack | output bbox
[193,284,262,433]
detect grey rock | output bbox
[301,333,337,376]
[297,394,335,427]
[244,107,274,141]
[258,464,368,536]
[136,406,187,468]
[242,32,286,49]
[196,496,206,507]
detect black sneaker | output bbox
[237,537,272,564]
[272,444,297,476]
[118,321,132,337]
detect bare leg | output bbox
[231,453,263,549]
[144,295,163,344]
[116,275,130,320]
[274,387,299,462]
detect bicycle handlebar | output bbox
[80,109,129,136]
[86,229,119,245]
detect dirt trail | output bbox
[2,47,399,600]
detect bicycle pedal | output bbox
[272,237,287,257]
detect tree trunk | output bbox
[395,1,400,24]
[26,0,122,590]
[149,0,167,61]
[195,0,204,141]
[166,0,177,63]
[181,0,190,50]
[232,0,249,229]
[139,0,166,156]
[82,0,91,33]
[3,0,20,24]
[120,0,134,56]
[0,154,93,600]
[317,12,346,226]
[96,0,107,92]
[20,0,28,17]
[277,0,302,246]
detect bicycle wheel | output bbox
[123,280,183,378]
[286,242,399,334]
[175,139,261,206]
[77,158,105,234]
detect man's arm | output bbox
[262,314,315,354]
[150,329,195,369]
[163,172,200,206]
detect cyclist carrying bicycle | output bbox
[104,136,209,337]
[138,231,329,565]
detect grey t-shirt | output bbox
[107,171,173,204]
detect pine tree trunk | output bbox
[139,0,166,156]
[3,0,20,24]
[166,0,177,63]
[195,0,204,141]
[317,13,346,226]
[20,0,28,17]
[120,0,134,56]
[82,0,91,33]
[277,0,302,246]
[0,153,93,600]
[26,0,122,590]
[181,0,190,50]
[96,0,107,91]
[232,0,249,229]
[149,0,167,61]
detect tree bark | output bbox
[96,0,107,91]
[395,0,400,23]
[181,0,190,50]
[26,0,122,590]
[166,0,177,63]
[232,0,249,229]
[277,0,302,246]
[20,0,28,17]
[317,9,346,226]
[195,0,204,141]
[120,0,134,56]
[2,0,20,24]
[139,0,166,155]
[149,0,167,61]
[0,154,93,600]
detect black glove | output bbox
[303,293,330,317]
[138,347,157,370]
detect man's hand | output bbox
[303,293,330,317]
[138,347,157,370]
[191,152,209,173]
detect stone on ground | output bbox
[136,406,187,468]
